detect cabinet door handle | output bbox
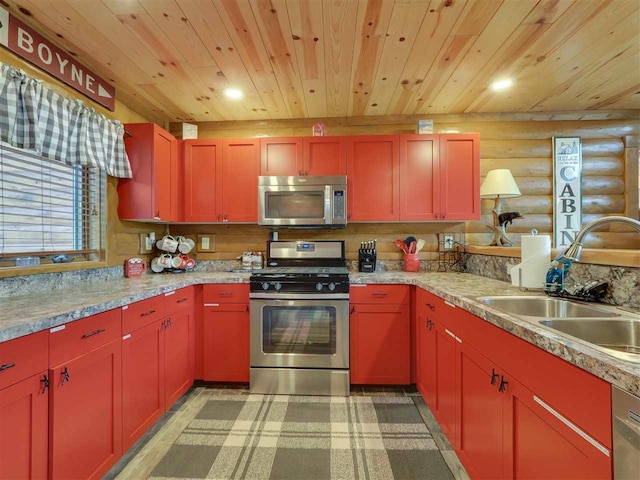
[371,292,387,297]
[141,309,156,317]
[245,305,250,313]
[177,298,188,303]
[0,362,16,372]
[167,317,172,328]
[491,368,499,385]
[41,374,50,394]
[499,376,509,393]
[425,303,435,311]
[81,328,105,339]
[435,213,439,219]
[350,306,356,314]
[161,320,166,330]
[61,367,70,386]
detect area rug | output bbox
[149,394,454,480]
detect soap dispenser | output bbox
[545,260,564,293]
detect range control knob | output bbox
[261,282,270,291]
[328,283,336,291]
[316,282,324,291]
[274,282,282,291]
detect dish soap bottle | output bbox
[545,260,564,293]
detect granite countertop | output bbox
[1,271,638,395]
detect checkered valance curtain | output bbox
[0,63,132,178]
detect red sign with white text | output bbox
[0,6,115,111]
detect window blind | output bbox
[0,141,105,261]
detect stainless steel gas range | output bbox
[249,240,350,396]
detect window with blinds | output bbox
[0,141,105,265]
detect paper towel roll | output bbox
[521,234,551,261]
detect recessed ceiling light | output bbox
[491,79,513,91]
[224,88,243,99]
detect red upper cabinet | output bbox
[347,135,400,221]
[183,138,260,223]
[183,139,221,222]
[118,123,180,222]
[399,135,439,220]
[222,138,260,222]
[302,136,347,176]
[260,137,303,176]
[439,133,480,220]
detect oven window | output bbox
[263,305,336,354]
[265,192,325,219]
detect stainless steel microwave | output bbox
[258,175,347,228]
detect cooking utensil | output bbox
[415,239,426,253]
[409,241,416,254]
[395,239,409,253]
[405,236,417,247]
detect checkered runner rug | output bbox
[149,394,454,480]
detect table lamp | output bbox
[480,169,522,246]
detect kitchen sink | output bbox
[539,318,640,363]
[476,296,620,318]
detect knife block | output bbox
[358,249,376,272]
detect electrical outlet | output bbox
[197,234,216,252]
[138,233,154,254]
[443,234,454,250]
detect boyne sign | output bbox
[0,6,115,111]
[553,136,582,248]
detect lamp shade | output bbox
[480,169,521,198]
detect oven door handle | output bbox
[249,293,350,300]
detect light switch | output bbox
[202,237,210,250]
[197,234,216,252]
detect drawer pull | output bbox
[61,367,70,386]
[177,298,188,303]
[498,376,509,393]
[81,328,106,339]
[141,309,157,317]
[0,363,16,372]
[371,292,387,297]
[41,374,50,394]
[218,292,233,296]
[425,303,436,311]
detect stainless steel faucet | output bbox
[560,215,640,262]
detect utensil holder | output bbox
[358,249,376,272]
[403,253,420,272]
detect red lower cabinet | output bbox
[203,303,250,382]
[49,340,122,480]
[349,285,410,385]
[164,310,194,406]
[122,320,165,451]
[0,372,49,479]
[503,378,612,480]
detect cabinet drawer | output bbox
[164,287,194,315]
[350,284,409,304]
[49,309,121,366]
[122,296,165,333]
[203,284,249,304]
[0,330,49,390]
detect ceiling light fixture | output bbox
[491,79,513,91]
[224,88,243,99]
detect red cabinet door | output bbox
[260,137,303,176]
[164,310,194,407]
[399,134,439,220]
[49,340,122,480]
[433,321,458,443]
[503,376,612,480]
[121,320,165,451]
[456,342,504,480]
[119,123,179,221]
[349,303,410,385]
[183,139,222,222]
[0,372,48,480]
[202,304,250,382]
[302,136,347,176]
[439,134,480,221]
[415,289,438,405]
[347,135,400,221]
[222,138,260,222]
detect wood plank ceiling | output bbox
[2,0,639,123]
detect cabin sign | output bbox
[553,136,582,248]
